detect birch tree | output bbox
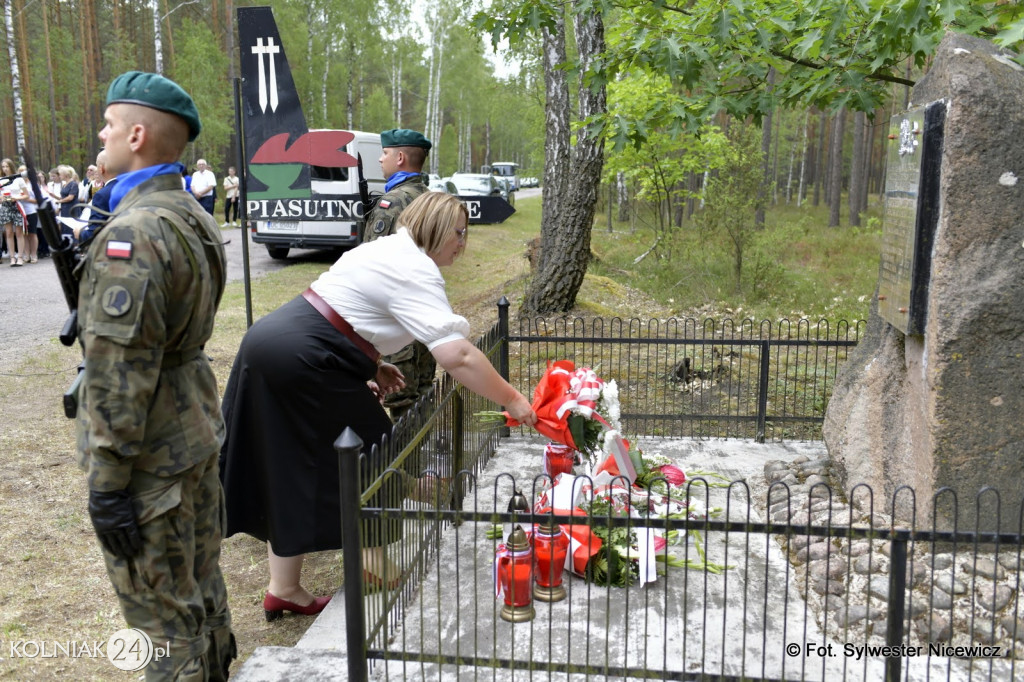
[4,0,24,153]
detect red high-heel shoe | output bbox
[263,592,332,622]
[362,568,401,591]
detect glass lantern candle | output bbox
[544,442,576,479]
[532,514,569,602]
[496,525,535,622]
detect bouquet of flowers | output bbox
[481,360,732,587]
[540,447,731,588]
[477,360,622,454]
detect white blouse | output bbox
[310,227,470,356]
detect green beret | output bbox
[381,128,432,151]
[106,71,202,142]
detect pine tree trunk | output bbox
[41,0,59,161]
[813,109,826,207]
[828,108,846,227]
[848,111,866,226]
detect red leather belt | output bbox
[301,288,381,364]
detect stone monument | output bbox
[824,33,1024,533]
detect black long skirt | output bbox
[218,295,394,556]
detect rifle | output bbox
[22,148,83,418]
[356,153,372,241]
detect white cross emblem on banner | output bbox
[252,37,280,113]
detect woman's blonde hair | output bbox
[400,192,468,255]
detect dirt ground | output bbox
[0,258,671,679]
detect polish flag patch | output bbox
[378,200,392,209]
[106,240,133,259]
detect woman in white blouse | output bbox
[219,191,537,620]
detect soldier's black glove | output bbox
[88,488,142,559]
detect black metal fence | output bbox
[333,304,1022,681]
[496,300,863,443]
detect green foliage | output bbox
[173,19,232,163]
[587,194,882,322]
[697,124,765,293]
[480,0,1024,149]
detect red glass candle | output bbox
[544,442,576,479]
[496,526,535,622]
[533,519,569,602]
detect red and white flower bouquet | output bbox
[480,360,731,588]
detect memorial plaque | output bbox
[878,100,946,335]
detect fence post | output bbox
[885,535,909,682]
[755,339,770,443]
[497,296,511,437]
[336,427,368,682]
[451,390,466,512]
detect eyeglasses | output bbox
[455,225,468,243]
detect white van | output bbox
[251,130,385,259]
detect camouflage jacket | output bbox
[364,174,429,241]
[75,172,227,492]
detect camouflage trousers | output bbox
[99,454,235,681]
[382,340,438,419]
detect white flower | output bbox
[598,379,621,430]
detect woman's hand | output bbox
[375,362,406,395]
[505,392,537,427]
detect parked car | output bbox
[428,174,458,194]
[495,176,516,207]
[450,172,503,197]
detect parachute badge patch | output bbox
[101,285,133,317]
[372,219,387,234]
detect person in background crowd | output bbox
[363,128,434,419]
[38,168,61,258]
[12,165,38,263]
[57,165,80,220]
[79,165,94,202]
[87,162,105,200]
[78,70,235,680]
[190,158,216,215]
[1,158,24,265]
[76,150,118,243]
[221,166,239,227]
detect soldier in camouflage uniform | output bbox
[77,71,234,681]
[364,129,435,418]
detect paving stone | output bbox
[996,553,1021,572]
[976,584,1015,612]
[846,541,871,558]
[867,575,890,601]
[811,576,845,597]
[971,619,998,645]
[909,593,931,618]
[960,558,1007,581]
[924,588,954,610]
[854,554,889,575]
[798,542,833,563]
[804,474,829,490]
[999,616,1024,643]
[934,573,968,596]
[918,614,952,643]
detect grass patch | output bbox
[589,195,881,322]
